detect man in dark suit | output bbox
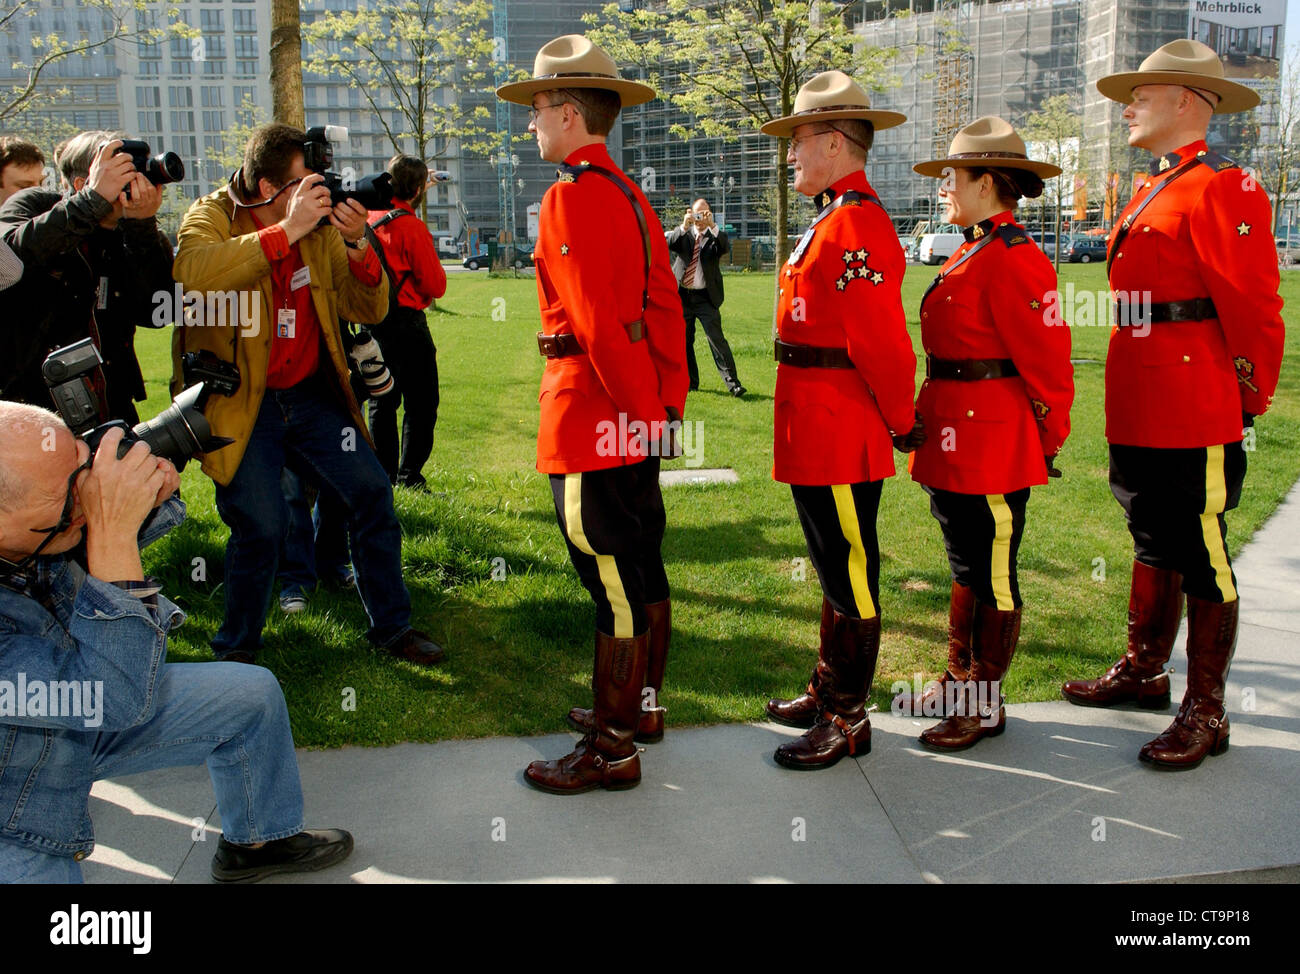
[666,198,745,397]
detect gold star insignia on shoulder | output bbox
[1029,298,1041,310]
[835,278,847,291]
[842,250,854,264]
[855,248,867,260]
[869,271,884,285]
[1197,150,1207,157]
[1236,222,1251,236]
[1158,156,1171,171]
[560,243,570,256]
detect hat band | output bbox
[793,103,874,117]
[949,151,1029,161]
[534,71,620,81]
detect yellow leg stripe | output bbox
[1201,445,1237,602]
[596,554,635,638]
[564,474,634,637]
[987,494,1016,611]
[831,484,876,619]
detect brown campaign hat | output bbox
[913,116,1061,179]
[760,70,905,137]
[1097,38,1259,115]
[496,34,655,108]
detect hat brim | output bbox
[760,107,906,138]
[914,156,1062,179]
[496,76,656,108]
[1095,72,1260,114]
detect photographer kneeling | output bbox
[0,403,352,884]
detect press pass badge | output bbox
[277,308,296,339]
[290,266,311,291]
[96,277,109,309]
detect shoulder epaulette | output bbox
[555,161,592,184]
[1193,149,1237,173]
[997,224,1031,248]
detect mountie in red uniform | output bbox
[772,170,917,486]
[533,142,689,475]
[910,211,1073,495]
[1105,139,1283,448]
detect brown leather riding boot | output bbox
[766,597,834,729]
[920,602,1021,751]
[1062,560,1182,709]
[774,609,879,770]
[567,599,670,743]
[1139,597,1237,770]
[893,581,974,717]
[525,630,649,794]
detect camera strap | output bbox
[556,162,652,314]
[364,209,414,302]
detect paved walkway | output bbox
[83,485,1300,884]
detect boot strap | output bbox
[592,750,640,772]
[826,712,869,756]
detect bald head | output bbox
[1124,84,1215,156]
[0,402,71,512]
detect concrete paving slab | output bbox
[172,723,921,884]
[1231,485,1300,633]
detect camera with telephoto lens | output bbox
[302,125,394,213]
[98,139,185,197]
[347,328,395,398]
[42,338,237,465]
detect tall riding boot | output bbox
[1062,560,1183,708]
[920,602,1021,751]
[766,597,835,729]
[893,580,974,717]
[1139,597,1237,770]
[567,599,670,743]
[525,630,649,794]
[773,609,879,770]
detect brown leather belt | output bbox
[774,339,854,369]
[1114,297,1217,326]
[926,356,1020,381]
[537,320,645,358]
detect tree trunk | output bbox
[776,143,790,266]
[270,0,304,128]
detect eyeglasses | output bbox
[788,130,837,153]
[528,102,566,122]
[30,459,92,540]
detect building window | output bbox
[203,60,227,76]
[171,111,195,132]
[169,86,193,107]
[201,87,223,107]
[233,9,256,32]
[199,10,223,31]
[138,111,163,133]
[235,60,257,76]
[234,35,257,59]
[136,87,161,108]
[202,111,224,131]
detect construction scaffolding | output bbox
[933,1,974,158]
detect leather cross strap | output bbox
[920,229,999,307]
[557,161,652,313]
[1107,160,1201,274]
[926,356,1020,381]
[537,319,645,358]
[1114,297,1218,326]
[774,339,854,369]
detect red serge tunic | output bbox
[909,212,1074,494]
[532,142,689,474]
[772,171,917,486]
[1106,140,1283,448]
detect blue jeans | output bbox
[279,468,352,596]
[0,662,304,884]
[212,377,412,656]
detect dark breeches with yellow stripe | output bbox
[925,486,1030,610]
[790,480,883,619]
[549,457,669,637]
[1109,442,1245,603]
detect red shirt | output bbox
[772,170,917,485]
[366,199,447,310]
[1106,139,1284,447]
[532,142,689,474]
[909,211,1074,494]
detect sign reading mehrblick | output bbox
[1190,0,1285,84]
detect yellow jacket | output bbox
[169,179,388,486]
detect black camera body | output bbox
[101,139,186,187]
[302,125,394,211]
[42,339,237,465]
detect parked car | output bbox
[508,246,534,269]
[1027,231,1071,259]
[463,251,490,270]
[435,235,461,260]
[918,231,963,265]
[1066,237,1107,263]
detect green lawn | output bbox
[131,263,1300,747]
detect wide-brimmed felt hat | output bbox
[914,116,1061,179]
[1096,38,1259,114]
[760,70,905,137]
[496,34,655,108]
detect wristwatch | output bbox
[345,236,369,252]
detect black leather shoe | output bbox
[729,384,747,398]
[217,650,257,665]
[385,628,446,666]
[211,828,354,883]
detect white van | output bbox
[918,232,964,265]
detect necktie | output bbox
[685,232,701,288]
